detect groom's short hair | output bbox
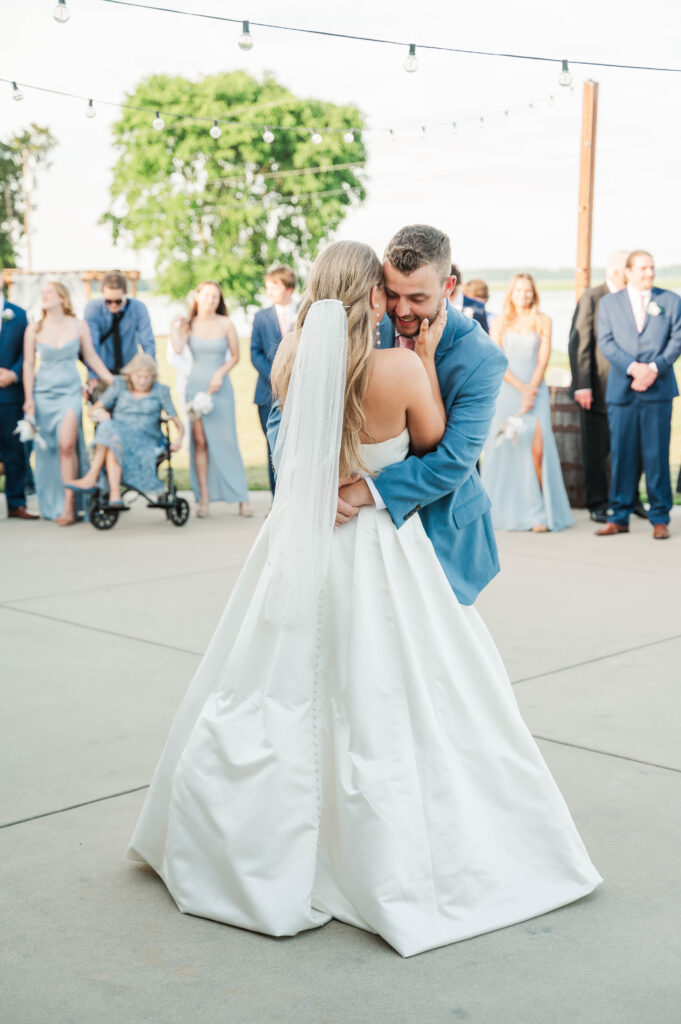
[384,225,451,283]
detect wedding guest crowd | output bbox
[2,253,680,536]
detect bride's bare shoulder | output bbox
[371,347,422,388]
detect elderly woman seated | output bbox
[67,354,183,507]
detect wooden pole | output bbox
[575,81,598,301]
[22,148,32,273]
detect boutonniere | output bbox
[463,307,475,319]
[647,300,663,317]
[1,308,15,322]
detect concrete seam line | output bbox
[533,734,681,775]
[0,785,151,830]
[512,632,681,686]
[0,605,203,656]
[0,561,244,605]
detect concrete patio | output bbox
[2,495,680,1024]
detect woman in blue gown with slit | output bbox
[481,274,573,533]
[170,281,251,518]
[22,282,113,525]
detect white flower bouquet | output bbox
[186,391,214,420]
[13,416,47,450]
[495,414,527,447]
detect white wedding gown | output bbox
[129,429,601,957]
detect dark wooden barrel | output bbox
[549,385,586,508]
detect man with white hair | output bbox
[568,251,643,522]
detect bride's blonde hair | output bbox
[271,240,382,479]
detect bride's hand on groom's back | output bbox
[336,474,373,526]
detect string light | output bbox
[263,127,275,144]
[153,111,165,130]
[11,81,24,102]
[53,0,70,23]
[238,20,254,51]
[209,120,222,139]
[85,99,96,118]
[451,122,458,134]
[343,130,355,144]
[558,59,573,87]
[311,131,323,145]
[403,43,419,73]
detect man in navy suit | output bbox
[333,226,507,605]
[250,265,297,494]
[596,250,681,540]
[0,295,37,519]
[450,263,489,333]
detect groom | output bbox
[269,226,508,605]
[336,225,507,604]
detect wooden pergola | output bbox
[1,268,141,300]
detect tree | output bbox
[0,125,56,270]
[104,72,367,304]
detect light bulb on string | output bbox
[451,122,458,134]
[85,99,96,119]
[558,59,573,87]
[311,131,323,145]
[53,0,70,23]
[263,127,275,144]
[11,82,24,102]
[343,130,355,144]
[479,117,485,129]
[238,20,254,51]
[209,120,222,140]
[153,111,165,131]
[549,95,556,106]
[403,43,419,73]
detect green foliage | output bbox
[0,124,56,270]
[104,72,367,305]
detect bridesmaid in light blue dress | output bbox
[170,281,251,517]
[481,274,573,533]
[22,282,113,524]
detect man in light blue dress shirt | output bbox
[84,270,156,389]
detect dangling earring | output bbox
[373,305,381,347]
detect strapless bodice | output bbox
[35,338,81,392]
[188,334,229,372]
[359,428,410,472]
[502,331,541,383]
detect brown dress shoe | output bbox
[595,522,629,536]
[653,524,670,540]
[8,506,39,520]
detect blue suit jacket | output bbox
[462,295,490,334]
[598,287,681,404]
[0,301,28,407]
[268,305,507,606]
[251,306,283,407]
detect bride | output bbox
[128,241,601,957]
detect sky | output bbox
[1,0,680,283]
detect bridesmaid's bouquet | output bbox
[186,391,214,420]
[495,415,526,446]
[13,416,47,450]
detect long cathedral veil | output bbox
[264,299,349,625]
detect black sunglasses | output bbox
[104,298,124,306]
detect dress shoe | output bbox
[653,523,670,540]
[632,502,648,520]
[8,506,39,520]
[589,508,609,523]
[595,522,629,536]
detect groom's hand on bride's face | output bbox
[336,475,373,526]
